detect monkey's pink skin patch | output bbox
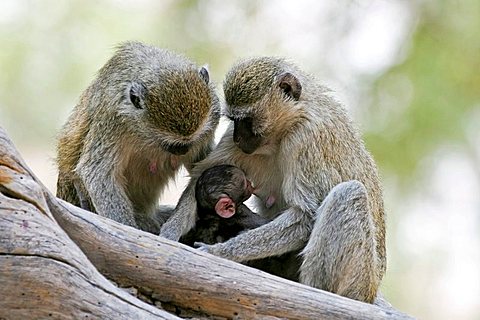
[265,195,276,209]
[215,197,236,218]
[149,161,158,174]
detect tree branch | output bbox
[0,126,414,320]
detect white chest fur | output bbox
[239,153,285,218]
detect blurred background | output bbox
[0,0,478,318]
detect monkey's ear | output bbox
[199,66,210,84]
[128,81,146,109]
[277,72,302,101]
[215,197,236,218]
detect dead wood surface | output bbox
[0,129,178,319]
[0,126,414,320]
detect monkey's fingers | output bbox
[193,241,207,248]
[193,242,211,253]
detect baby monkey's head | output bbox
[195,165,254,218]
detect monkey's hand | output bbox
[194,208,310,262]
[194,242,218,255]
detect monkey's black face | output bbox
[233,117,263,154]
[195,165,254,219]
[163,143,190,155]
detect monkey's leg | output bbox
[299,180,380,303]
[154,205,176,226]
[73,180,93,212]
[136,205,176,234]
[115,205,175,235]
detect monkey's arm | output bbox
[84,173,138,228]
[159,182,197,240]
[235,204,271,230]
[195,129,340,261]
[160,133,235,240]
[195,207,311,262]
[77,149,138,228]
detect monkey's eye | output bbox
[130,90,142,109]
[199,66,209,84]
[128,81,147,109]
[222,110,235,121]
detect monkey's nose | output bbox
[164,144,190,155]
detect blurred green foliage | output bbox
[0,0,251,145]
[364,0,480,185]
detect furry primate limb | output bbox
[57,41,220,233]
[161,57,385,303]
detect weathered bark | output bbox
[0,131,178,319]
[0,126,414,320]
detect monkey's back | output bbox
[283,89,386,276]
[56,88,93,209]
[208,77,386,277]
[56,41,220,219]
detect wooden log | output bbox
[48,196,414,320]
[0,126,414,319]
[0,130,178,320]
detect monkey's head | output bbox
[100,42,220,156]
[223,57,304,154]
[195,165,254,218]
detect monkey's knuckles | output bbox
[194,242,219,255]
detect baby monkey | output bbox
[180,164,269,246]
[181,165,301,281]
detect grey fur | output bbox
[56,41,220,234]
[182,164,301,282]
[160,57,385,303]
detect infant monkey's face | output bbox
[213,167,253,219]
[196,165,255,219]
